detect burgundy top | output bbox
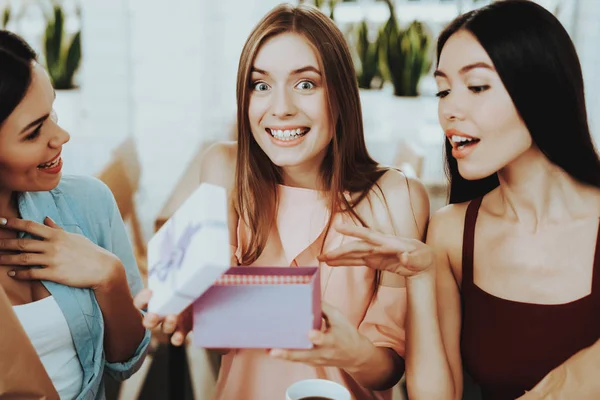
[460,196,600,399]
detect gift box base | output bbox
[192,267,321,349]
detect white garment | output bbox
[13,296,84,400]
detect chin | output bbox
[39,177,62,191]
[266,155,308,168]
[457,162,498,181]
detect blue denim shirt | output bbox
[17,175,151,400]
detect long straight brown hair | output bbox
[235,3,387,265]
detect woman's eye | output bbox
[296,80,315,90]
[253,82,270,91]
[435,89,450,98]
[25,126,42,141]
[469,85,490,94]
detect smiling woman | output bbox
[135,3,431,400]
[0,29,150,399]
[0,63,68,192]
[248,36,332,173]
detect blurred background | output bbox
[1,0,597,398]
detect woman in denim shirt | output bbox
[0,30,150,399]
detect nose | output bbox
[270,86,297,118]
[48,124,70,149]
[439,94,466,122]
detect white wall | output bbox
[129,0,283,237]
[572,0,600,146]
[61,0,132,176]
[67,0,600,240]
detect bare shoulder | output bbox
[199,141,237,192]
[199,141,239,250]
[427,201,470,283]
[357,169,431,288]
[361,168,430,239]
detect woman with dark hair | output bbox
[0,30,150,399]
[318,0,600,399]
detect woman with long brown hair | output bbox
[136,3,429,399]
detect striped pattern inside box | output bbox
[214,274,312,285]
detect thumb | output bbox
[401,247,434,273]
[44,216,62,230]
[321,302,344,328]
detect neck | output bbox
[495,146,597,229]
[281,164,322,190]
[280,152,327,190]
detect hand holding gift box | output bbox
[193,266,322,349]
[145,182,322,349]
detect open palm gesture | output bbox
[318,223,434,277]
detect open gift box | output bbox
[147,182,322,349]
[193,266,321,349]
[147,183,231,316]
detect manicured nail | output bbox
[7,270,15,277]
[270,349,283,357]
[0,218,6,225]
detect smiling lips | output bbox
[37,153,63,174]
[446,129,480,159]
[266,126,310,146]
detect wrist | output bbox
[345,334,376,374]
[406,265,436,285]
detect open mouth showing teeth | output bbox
[451,135,480,150]
[267,128,310,141]
[38,157,60,169]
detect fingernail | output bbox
[270,349,283,357]
[0,218,6,225]
[7,270,15,277]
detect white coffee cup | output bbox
[285,379,351,400]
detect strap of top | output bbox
[461,197,483,289]
[592,218,600,295]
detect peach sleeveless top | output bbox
[211,185,407,400]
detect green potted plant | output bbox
[380,0,432,97]
[314,0,337,21]
[2,5,10,28]
[43,4,81,90]
[355,19,382,89]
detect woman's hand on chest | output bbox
[0,216,121,290]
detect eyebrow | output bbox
[433,62,495,78]
[251,65,322,76]
[19,114,49,134]
[19,90,56,135]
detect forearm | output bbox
[405,269,456,400]
[95,262,146,363]
[344,338,405,391]
[519,339,600,399]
